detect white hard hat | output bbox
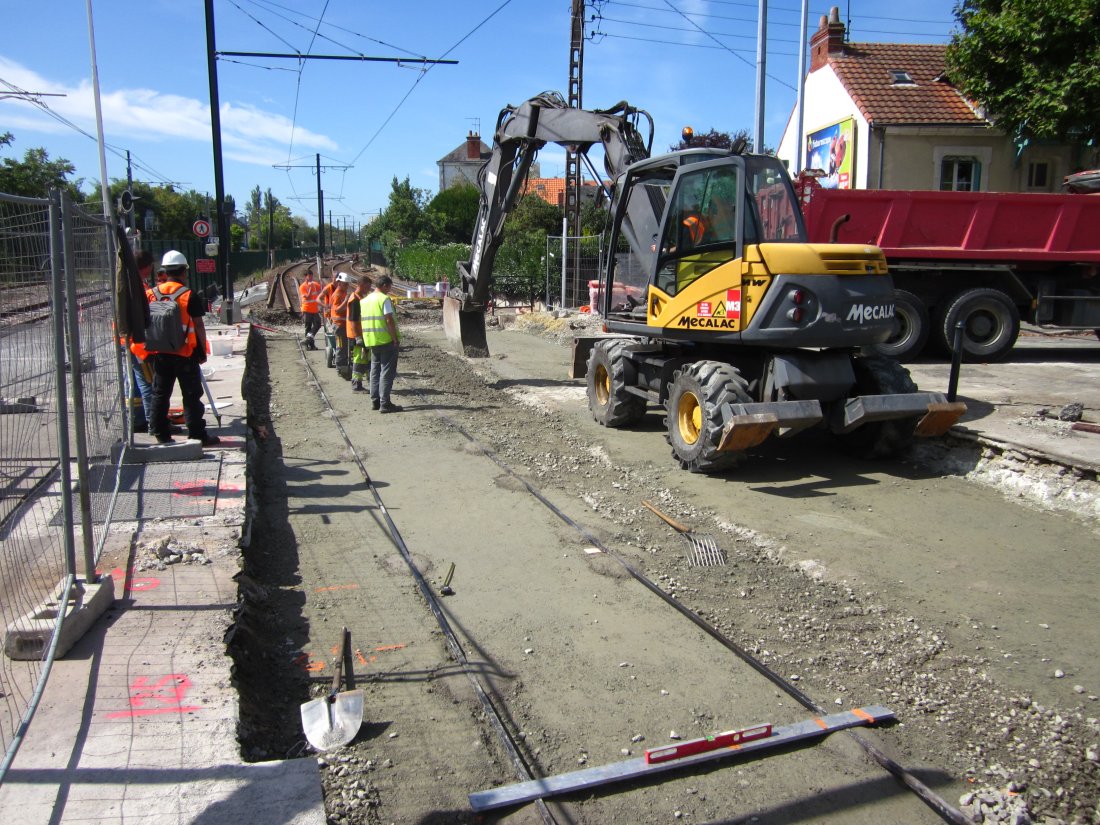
[160,250,188,271]
[336,272,354,284]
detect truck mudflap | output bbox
[833,393,966,437]
[717,400,824,452]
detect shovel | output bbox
[300,627,364,750]
[642,500,726,567]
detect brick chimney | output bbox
[466,131,481,160]
[809,6,845,72]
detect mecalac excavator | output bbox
[444,92,964,473]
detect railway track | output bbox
[285,334,968,824]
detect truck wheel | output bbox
[937,288,1020,362]
[835,355,919,460]
[665,361,751,474]
[587,339,646,427]
[866,289,928,361]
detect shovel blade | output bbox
[301,689,364,751]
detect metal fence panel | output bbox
[0,191,120,782]
[545,235,603,310]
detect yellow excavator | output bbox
[444,92,964,472]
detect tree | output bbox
[671,127,752,152]
[365,176,431,266]
[425,182,479,244]
[0,133,83,200]
[946,0,1100,146]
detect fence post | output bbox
[49,190,79,586]
[60,191,98,583]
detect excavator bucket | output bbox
[443,295,490,358]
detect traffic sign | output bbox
[193,220,211,238]
[195,258,217,274]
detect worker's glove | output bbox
[355,337,364,348]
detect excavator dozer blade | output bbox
[443,295,490,358]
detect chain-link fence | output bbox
[0,190,121,781]
[545,235,603,310]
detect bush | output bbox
[390,241,468,285]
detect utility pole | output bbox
[276,155,348,278]
[564,0,585,307]
[266,188,274,267]
[754,0,767,153]
[126,150,135,234]
[204,0,232,322]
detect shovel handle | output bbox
[642,500,691,534]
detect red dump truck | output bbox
[799,182,1100,361]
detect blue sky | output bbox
[1,0,959,233]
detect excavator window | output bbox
[656,165,740,294]
[745,157,805,241]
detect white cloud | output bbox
[0,56,337,166]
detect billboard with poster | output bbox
[805,118,856,189]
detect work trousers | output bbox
[130,352,153,428]
[333,321,348,366]
[368,341,398,406]
[351,342,370,382]
[303,311,322,338]
[148,353,208,440]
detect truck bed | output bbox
[802,188,1100,264]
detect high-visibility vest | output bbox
[683,214,706,245]
[146,281,198,358]
[361,290,395,347]
[299,280,322,313]
[329,284,349,321]
[345,293,365,338]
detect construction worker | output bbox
[345,275,373,392]
[298,269,322,350]
[362,275,402,413]
[145,250,219,446]
[329,272,352,376]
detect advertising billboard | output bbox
[805,118,856,189]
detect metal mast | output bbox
[564,0,586,306]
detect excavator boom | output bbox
[445,91,652,356]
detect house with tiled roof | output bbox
[777,7,1074,193]
[437,131,541,193]
[521,177,604,208]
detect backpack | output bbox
[144,285,189,353]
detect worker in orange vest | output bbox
[344,274,373,392]
[298,269,323,350]
[329,272,353,375]
[145,250,218,446]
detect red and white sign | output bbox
[195,258,217,274]
[192,220,211,238]
[697,301,713,317]
[726,288,742,319]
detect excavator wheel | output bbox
[834,355,919,460]
[665,361,752,474]
[587,339,647,427]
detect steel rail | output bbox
[293,337,559,825]
[417,382,971,825]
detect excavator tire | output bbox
[665,361,752,474]
[587,339,647,427]
[834,355,919,460]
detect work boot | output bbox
[351,380,365,392]
[379,403,403,414]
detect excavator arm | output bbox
[445,91,653,356]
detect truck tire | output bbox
[866,289,929,361]
[587,339,646,427]
[665,361,752,474]
[834,355,919,460]
[937,287,1020,362]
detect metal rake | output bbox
[642,500,726,567]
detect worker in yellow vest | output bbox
[361,275,402,412]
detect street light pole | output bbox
[204,0,232,322]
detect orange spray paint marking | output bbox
[314,584,360,593]
[106,674,201,718]
[172,480,217,497]
[354,649,368,666]
[108,566,160,591]
[374,644,406,653]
